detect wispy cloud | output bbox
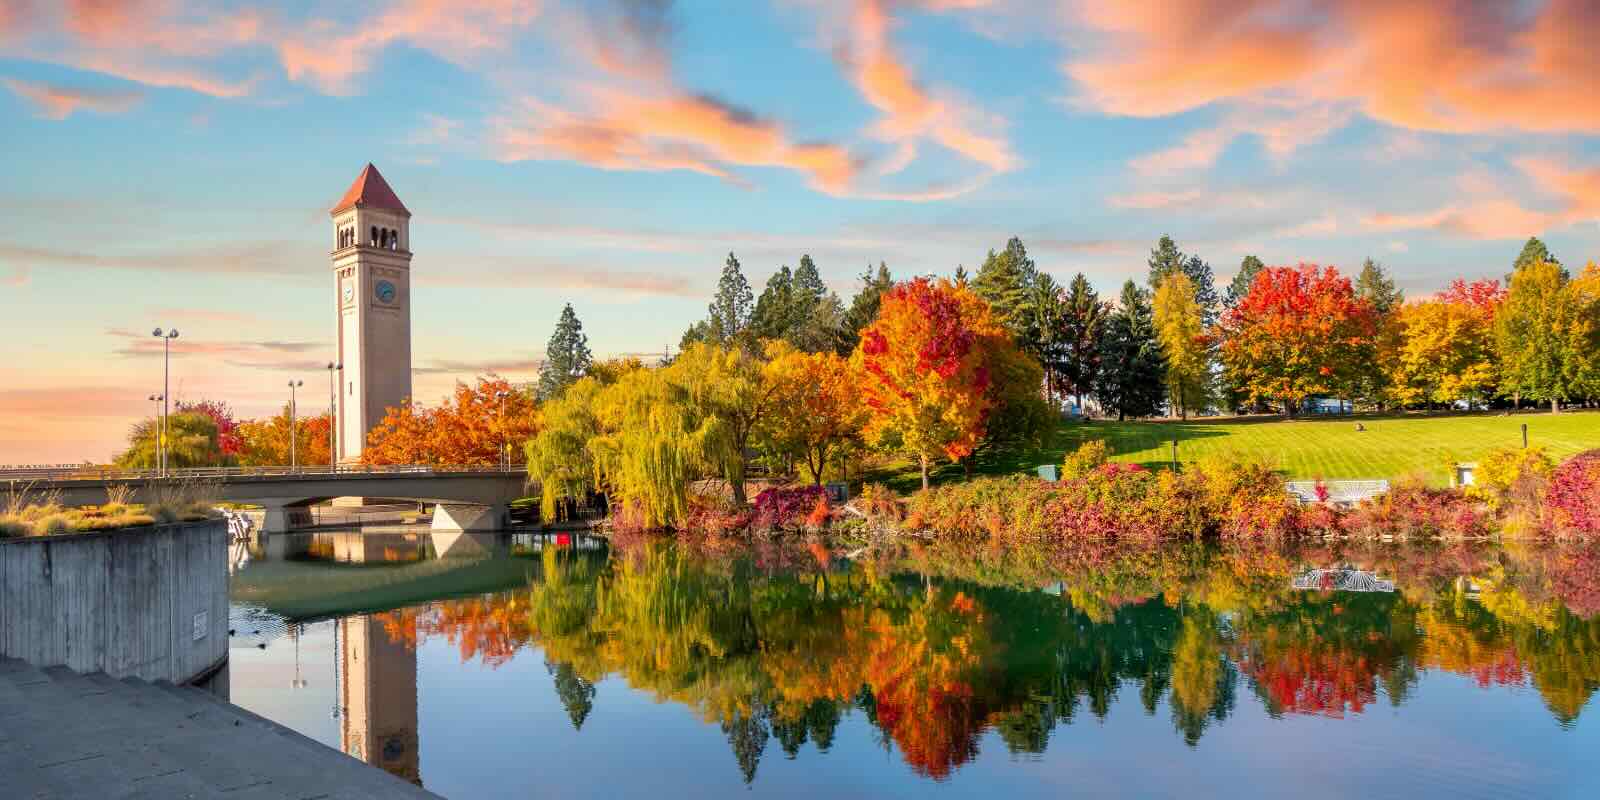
[3,77,142,119]
[1365,156,1600,240]
[0,241,316,277]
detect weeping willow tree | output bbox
[526,377,603,522]
[114,411,230,468]
[587,367,719,528]
[666,343,773,506]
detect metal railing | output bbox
[0,463,526,482]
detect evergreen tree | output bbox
[722,707,770,784]
[708,251,754,346]
[789,291,847,354]
[1060,273,1106,413]
[546,659,596,731]
[793,254,826,308]
[1226,255,1265,308]
[1355,257,1404,315]
[537,303,593,400]
[971,236,1037,338]
[1147,235,1218,323]
[953,264,969,285]
[1513,236,1560,273]
[842,261,894,352]
[1095,281,1167,420]
[1023,272,1066,386]
[751,264,796,341]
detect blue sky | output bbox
[2,0,1598,462]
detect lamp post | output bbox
[151,327,179,475]
[326,362,342,468]
[147,393,163,470]
[288,379,304,470]
[495,390,509,470]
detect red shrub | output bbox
[1544,450,1600,539]
[1344,481,1493,540]
[751,485,828,531]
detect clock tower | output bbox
[330,163,412,463]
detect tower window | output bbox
[370,225,378,246]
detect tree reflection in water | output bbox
[372,538,1600,783]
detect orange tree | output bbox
[853,277,1017,489]
[1219,264,1376,415]
[757,342,866,485]
[238,408,332,466]
[364,376,537,467]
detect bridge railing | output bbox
[0,463,526,482]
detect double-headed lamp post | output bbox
[288,380,304,470]
[495,390,510,470]
[326,362,342,468]
[151,327,179,475]
[147,393,164,470]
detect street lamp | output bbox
[326,362,342,469]
[288,379,304,470]
[151,327,179,475]
[147,394,163,470]
[495,390,510,470]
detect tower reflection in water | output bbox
[338,613,420,785]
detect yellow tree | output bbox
[1388,299,1497,408]
[666,343,776,506]
[757,343,866,485]
[237,407,332,466]
[1153,272,1211,419]
[1566,263,1600,400]
[853,277,1009,490]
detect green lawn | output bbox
[866,410,1600,492]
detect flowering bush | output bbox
[1469,445,1553,512]
[1544,450,1600,539]
[1343,479,1494,540]
[1061,440,1108,479]
[751,485,828,531]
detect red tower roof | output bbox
[330,163,410,217]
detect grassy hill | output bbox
[867,410,1600,491]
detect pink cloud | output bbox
[1064,0,1600,135]
[1365,157,1600,240]
[3,77,142,119]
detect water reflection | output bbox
[229,533,1600,793]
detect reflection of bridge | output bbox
[8,465,528,533]
[1292,568,1396,593]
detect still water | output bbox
[226,529,1600,799]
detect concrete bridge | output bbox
[3,465,529,533]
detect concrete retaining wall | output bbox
[0,520,228,684]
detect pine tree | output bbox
[546,660,596,730]
[708,251,754,346]
[1355,257,1403,315]
[1025,273,1067,401]
[1095,281,1167,420]
[793,254,826,308]
[1226,255,1265,308]
[971,236,1036,337]
[751,264,796,341]
[842,261,893,352]
[1513,236,1560,273]
[537,303,593,400]
[1147,235,1218,323]
[1060,273,1106,413]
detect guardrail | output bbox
[0,464,526,482]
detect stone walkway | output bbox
[0,658,439,799]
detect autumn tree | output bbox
[175,399,244,458]
[1567,263,1600,401]
[1153,272,1211,419]
[364,377,537,467]
[1387,299,1497,409]
[854,277,1011,490]
[757,343,866,485]
[1095,281,1166,420]
[1058,273,1106,413]
[237,407,332,466]
[537,303,593,400]
[1148,235,1218,323]
[1495,259,1579,412]
[1219,264,1376,416]
[1354,258,1405,406]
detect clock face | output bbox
[342,283,354,303]
[375,280,397,304]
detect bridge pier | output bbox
[260,502,314,534]
[430,503,508,533]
